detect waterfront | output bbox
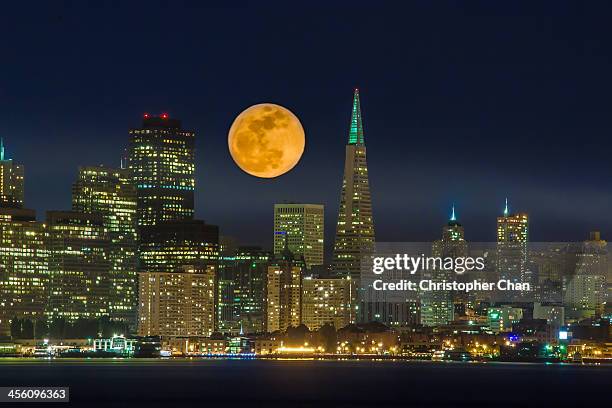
[0,359,610,407]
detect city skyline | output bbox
[2,3,612,249]
[0,114,606,256]
[1,4,610,407]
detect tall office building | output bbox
[301,276,355,330]
[138,264,216,337]
[0,208,48,336]
[128,114,195,227]
[72,166,138,326]
[273,203,324,269]
[0,139,24,208]
[46,211,110,321]
[218,247,270,334]
[139,220,219,273]
[266,246,303,333]
[496,199,529,290]
[421,207,467,327]
[332,89,375,279]
[563,232,607,319]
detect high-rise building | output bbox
[0,139,24,208]
[564,232,607,320]
[139,220,219,273]
[301,276,355,330]
[496,199,529,289]
[273,203,324,269]
[0,208,48,336]
[333,89,375,279]
[46,211,110,321]
[421,206,467,327]
[266,246,303,333]
[138,264,216,337]
[128,114,195,227]
[218,247,270,334]
[496,199,528,243]
[72,166,138,326]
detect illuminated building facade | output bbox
[0,208,48,336]
[139,220,219,273]
[138,264,216,337]
[422,207,467,327]
[128,114,195,227]
[533,302,565,329]
[488,306,523,333]
[218,247,270,334]
[46,211,110,321]
[273,203,324,269]
[72,166,138,326]
[333,89,375,279]
[266,247,303,332]
[0,139,24,208]
[563,232,607,319]
[496,199,529,289]
[301,276,355,330]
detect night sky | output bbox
[1,1,612,252]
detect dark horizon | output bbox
[2,1,612,250]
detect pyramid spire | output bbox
[503,198,509,216]
[348,88,365,145]
[450,204,456,222]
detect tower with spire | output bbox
[422,205,468,327]
[332,89,376,280]
[0,138,25,208]
[443,204,465,242]
[497,198,528,243]
[496,198,530,294]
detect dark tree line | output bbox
[10,316,130,339]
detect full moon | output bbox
[228,103,305,178]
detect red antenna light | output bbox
[143,113,150,118]
[161,113,169,119]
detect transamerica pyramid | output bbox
[332,89,375,279]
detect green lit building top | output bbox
[0,139,24,209]
[333,89,375,279]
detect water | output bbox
[0,358,610,407]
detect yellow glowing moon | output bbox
[228,103,305,178]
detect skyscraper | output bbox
[332,89,375,279]
[128,114,195,227]
[273,203,324,269]
[496,199,529,290]
[138,264,216,337]
[421,206,467,327]
[46,211,110,321]
[301,276,355,330]
[564,232,607,319]
[218,246,270,334]
[138,220,219,273]
[0,139,24,208]
[266,245,303,333]
[0,208,48,336]
[72,166,138,326]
